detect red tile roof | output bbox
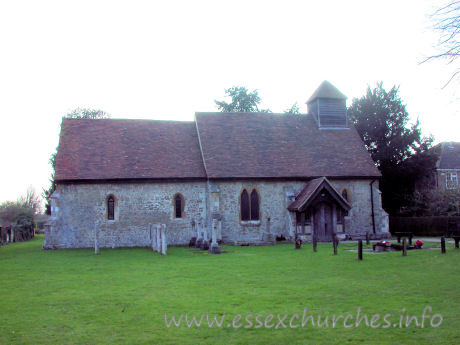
[195,112,380,179]
[54,119,207,181]
[55,113,380,182]
[287,177,351,211]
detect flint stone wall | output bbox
[213,179,388,243]
[44,179,388,248]
[44,182,206,249]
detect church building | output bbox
[44,81,389,249]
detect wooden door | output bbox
[313,203,333,241]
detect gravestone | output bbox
[161,224,167,255]
[149,224,156,251]
[156,224,161,252]
[195,221,203,248]
[189,219,197,247]
[200,226,209,251]
[209,218,221,254]
[94,227,99,255]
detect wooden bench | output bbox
[395,232,413,245]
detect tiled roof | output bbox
[195,112,380,179]
[287,177,325,211]
[54,119,207,181]
[306,80,347,103]
[438,142,460,169]
[55,113,380,182]
[287,177,351,211]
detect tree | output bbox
[43,108,110,214]
[42,152,56,215]
[0,200,35,243]
[18,186,42,215]
[215,87,271,113]
[65,107,110,119]
[0,201,27,224]
[284,102,301,115]
[410,189,460,216]
[348,83,437,214]
[423,1,460,87]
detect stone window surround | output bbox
[106,194,119,222]
[172,193,185,219]
[239,187,261,226]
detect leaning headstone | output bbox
[209,218,221,254]
[160,224,167,255]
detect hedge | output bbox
[390,216,460,236]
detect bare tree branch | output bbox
[421,1,460,86]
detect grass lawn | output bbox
[1,235,459,345]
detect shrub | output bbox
[390,216,460,236]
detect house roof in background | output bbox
[54,119,207,181]
[195,112,380,179]
[306,80,347,103]
[438,142,460,170]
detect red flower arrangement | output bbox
[415,240,423,248]
[295,238,302,249]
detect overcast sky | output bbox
[0,0,458,206]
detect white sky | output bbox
[0,0,458,206]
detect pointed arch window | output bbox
[240,188,260,221]
[107,195,115,220]
[250,189,259,220]
[241,189,250,221]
